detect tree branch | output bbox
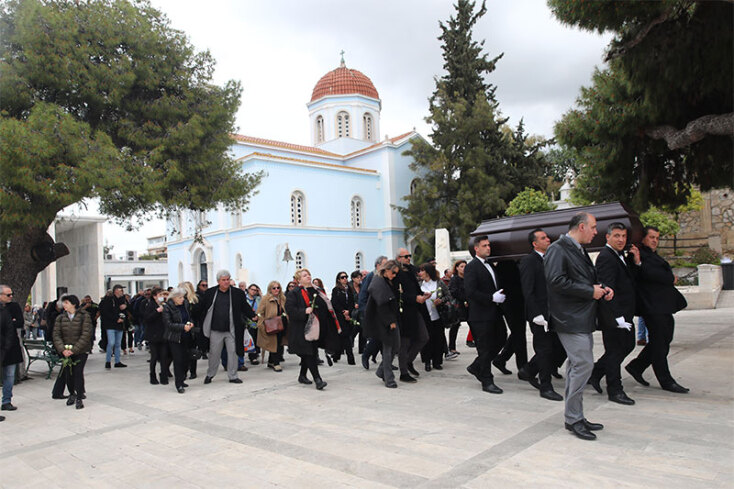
[604,5,680,62]
[645,112,734,150]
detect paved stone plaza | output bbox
[1,304,732,488]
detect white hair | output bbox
[169,287,187,298]
[216,270,231,280]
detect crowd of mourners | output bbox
[0,215,690,441]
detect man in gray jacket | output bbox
[544,213,613,440]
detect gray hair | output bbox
[374,255,388,268]
[0,284,10,292]
[216,270,231,280]
[169,287,187,298]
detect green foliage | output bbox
[399,1,549,259]
[0,0,262,243]
[691,246,721,265]
[639,207,679,237]
[550,0,733,210]
[505,188,555,216]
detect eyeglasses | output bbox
[271,286,281,290]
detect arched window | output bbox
[355,252,363,271]
[336,111,350,138]
[235,253,243,271]
[290,191,305,226]
[198,251,208,282]
[177,261,184,283]
[295,251,305,269]
[315,115,324,143]
[363,113,374,141]
[350,196,363,228]
[410,179,419,195]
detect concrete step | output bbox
[715,289,734,309]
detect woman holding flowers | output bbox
[256,281,288,372]
[52,295,93,409]
[285,269,341,390]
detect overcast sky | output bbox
[103,0,611,254]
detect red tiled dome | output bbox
[310,65,379,102]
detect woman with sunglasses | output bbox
[331,271,356,365]
[256,281,288,372]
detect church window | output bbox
[295,251,305,269]
[355,252,363,271]
[337,111,350,138]
[315,115,324,143]
[235,253,243,271]
[290,191,305,226]
[410,179,419,195]
[350,196,363,228]
[363,113,374,141]
[197,250,208,283]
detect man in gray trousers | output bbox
[200,270,257,384]
[544,212,614,440]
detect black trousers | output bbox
[98,324,108,350]
[590,325,635,394]
[525,323,567,391]
[627,314,676,387]
[149,340,168,376]
[52,354,87,398]
[447,321,461,351]
[268,332,285,365]
[362,338,381,360]
[495,315,528,370]
[467,319,507,383]
[169,342,188,388]
[421,318,447,366]
[298,353,321,381]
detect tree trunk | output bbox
[0,227,58,306]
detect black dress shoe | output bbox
[399,373,417,383]
[52,394,69,400]
[1,403,17,411]
[0,415,5,422]
[298,375,313,385]
[361,354,370,370]
[625,364,650,387]
[105,362,111,369]
[424,362,432,372]
[114,362,127,368]
[466,340,475,348]
[177,387,185,394]
[482,382,503,394]
[407,363,420,376]
[466,365,481,382]
[492,359,512,375]
[587,377,603,394]
[229,378,243,384]
[66,396,76,406]
[517,369,541,390]
[314,378,327,390]
[203,376,212,384]
[385,380,398,388]
[540,389,563,401]
[662,382,689,394]
[608,391,635,405]
[75,399,84,409]
[551,370,563,379]
[583,419,604,431]
[189,373,197,380]
[182,382,189,388]
[565,421,596,440]
[433,364,443,370]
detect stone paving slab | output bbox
[1,307,732,488]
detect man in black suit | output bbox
[587,222,639,405]
[199,270,257,384]
[395,248,430,383]
[545,213,613,440]
[464,235,507,394]
[518,228,564,401]
[625,226,689,393]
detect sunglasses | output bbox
[271,286,281,290]
[399,254,412,258]
[338,275,348,279]
[2,293,13,297]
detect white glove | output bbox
[492,289,506,304]
[616,316,633,331]
[533,315,549,332]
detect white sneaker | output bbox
[445,351,459,361]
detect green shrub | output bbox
[691,246,721,265]
[505,188,555,216]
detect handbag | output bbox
[264,316,284,334]
[304,314,320,341]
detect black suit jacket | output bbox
[635,245,687,315]
[464,256,502,324]
[544,234,598,334]
[595,246,636,323]
[519,251,547,322]
[199,286,256,334]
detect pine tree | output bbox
[400,0,514,259]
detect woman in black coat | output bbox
[363,260,401,388]
[52,295,93,409]
[143,287,168,385]
[286,268,341,390]
[331,271,356,365]
[162,288,196,394]
[448,260,467,355]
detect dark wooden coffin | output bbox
[471,202,643,261]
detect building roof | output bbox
[310,64,379,102]
[231,134,341,158]
[237,152,378,174]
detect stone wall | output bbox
[673,188,734,254]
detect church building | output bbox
[166,59,424,287]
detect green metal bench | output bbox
[24,338,62,379]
